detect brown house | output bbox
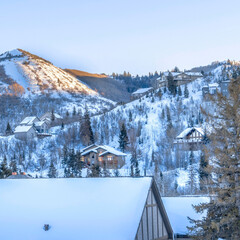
[158,71,203,88]
[81,144,127,169]
[174,127,205,151]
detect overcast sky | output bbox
[0,0,240,75]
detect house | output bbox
[14,125,37,140]
[40,111,63,124]
[174,127,205,150]
[81,144,127,169]
[162,196,209,239]
[0,177,174,240]
[202,81,230,100]
[14,115,51,140]
[131,87,153,100]
[34,121,49,133]
[157,72,203,88]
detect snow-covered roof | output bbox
[184,72,203,76]
[209,83,219,88]
[162,72,181,77]
[14,125,34,133]
[176,127,204,139]
[132,87,153,95]
[20,116,39,125]
[81,149,98,156]
[81,145,127,157]
[97,145,127,156]
[162,196,209,235]
[34,121,47,127]
[0,178,153,240]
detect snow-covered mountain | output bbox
[0,49,115,133]
[0,49,98,96]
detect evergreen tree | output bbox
[48,161,57,178]
[61,122,64,130]
[198,152,208,192]
[129,111,132,122]
[72,106,76,116]
[118,123,129,152]
[178,85,182,96]
[5,122,12,135]
[80,107,94,145]
[0,156,12,178]
[184,84,189,98]
[51,109,55,122]
[188,77,240,239]
[167,73,177,95]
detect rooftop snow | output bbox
[132,87,153,95]
[14,125,33,133]
[20,116,39,125]
[176,127,204,139]
[162,196,209,235]
[0,178,152,240]
[184,72,203,76]
[97,145,127,156]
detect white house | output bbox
[14,125,37,140]
[131,87,153,99]
[0,177,173,240]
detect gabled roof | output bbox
[176,127,204,139]
[40,112,63,120]
[183,71,203,77]
[14,125,34,133]
[97,145,127,156]
[20,116,39,125]
[81,145,127,157]
[0,177,170,240]
[34,121,47,127]
[81,149,98,156]
[132,87,153,95]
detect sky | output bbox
[0,0,240,75]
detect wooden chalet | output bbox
[81,144,127,169]
[158,72,203,88]
[174,127,204,150]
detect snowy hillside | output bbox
[0,49,97,96]
[0,49,115,133]
[0,59,239,196]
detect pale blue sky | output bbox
[0,0,240,75]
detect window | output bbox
[107,156,113,161]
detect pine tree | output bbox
[167,73,177,95]
[61,122,64,130]
[48,161,57,178]
[198,151,208,192]
[178,85,182,96]
[9,154,18,173]
[118,123,129,152]
[80,107,94,145]
[188,77,240,239]
[0,156,12,178]
[184,84,189,98]
[5,122,12,135]
[51,109,55,122]
[72,106,76,116]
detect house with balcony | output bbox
[81,144,127,169]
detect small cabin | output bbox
[0,177,174,240]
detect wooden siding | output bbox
[135,188,170,240]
